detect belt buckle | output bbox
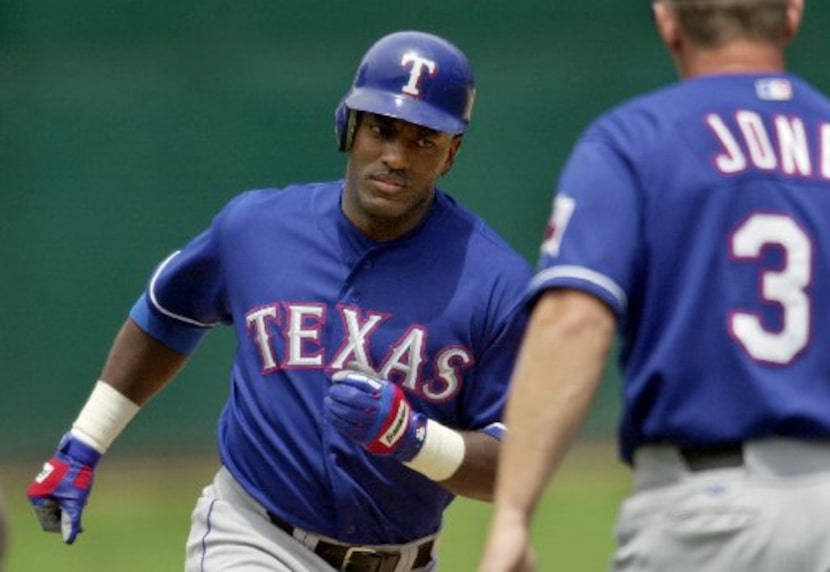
[341,546,381,572]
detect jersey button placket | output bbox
[351,256,373,303]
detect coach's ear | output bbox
[652,2,682,53]
[784,0,804,43]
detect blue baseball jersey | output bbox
[129,181,531,543]
[530,73,830,463]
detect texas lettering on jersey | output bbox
[245,302,471,403]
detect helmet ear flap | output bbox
[334,102,357,151]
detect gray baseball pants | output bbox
[185,466,437,572]
[613,439,830,572]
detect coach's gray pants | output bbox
[185,466,437,572]
[613,438,830,572]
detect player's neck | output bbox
[678,41,787,78]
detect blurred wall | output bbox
[3,1,828,459]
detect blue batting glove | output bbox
[325,369,427,461]
[26,433,102,544]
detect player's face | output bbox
[343,112,461,241]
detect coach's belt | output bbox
[678,442,744,472]
[267,511,434,572]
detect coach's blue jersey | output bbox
[530,74,830,463]
[130,181,531,543]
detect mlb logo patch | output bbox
[755,78,793,101]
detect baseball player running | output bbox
[27,31,531,572]
[479,1,830,571]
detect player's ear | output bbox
[439,136,463,177]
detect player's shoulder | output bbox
[229,180,339,209]
[217,180,340,224]
[435,191,532,277]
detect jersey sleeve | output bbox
[529,132,643,319]
[460,275,531,438]
[129,213,231,355]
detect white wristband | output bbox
[70,380,140,454]
[403,419,466,481]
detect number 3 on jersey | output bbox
[729,213,811,365]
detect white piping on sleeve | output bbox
[148,251,218,328]
[530,265,627,311]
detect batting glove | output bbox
[26,432,102,544]
[325,369,426,462]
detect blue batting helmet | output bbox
[335,31,476,150]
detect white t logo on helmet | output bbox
[400,52,437,97]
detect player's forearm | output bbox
[28,319,193,544]
[437,430,500,501]
[494,290,614,518]
[100,318,189,405]
[70,318,189,454]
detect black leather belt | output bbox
[267,511,434,572]
[678,442,744,472]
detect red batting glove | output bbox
[26,433,102,544]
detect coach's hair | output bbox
[664,0,789,48]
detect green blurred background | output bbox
[2,1,829,570]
